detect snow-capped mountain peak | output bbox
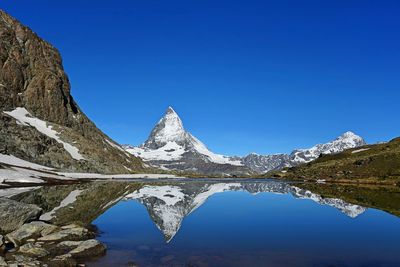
[125,107,245,172]
[143,106,186,149]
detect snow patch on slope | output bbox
[0,154,53,170]
[4,108,85,161]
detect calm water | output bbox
[86,181,400,267]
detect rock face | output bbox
[0,10,143,173]
[0,198,42,233]
[125,107,252,176]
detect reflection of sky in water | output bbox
[91,190,400,267]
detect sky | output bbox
[2,1,399,156]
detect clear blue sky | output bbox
[2,1,399,156]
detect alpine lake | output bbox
[2,179,399,267]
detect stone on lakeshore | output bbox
[0,256,7,266]
[6,221,58,246]
[48,254,77,267]
[0,198,42,233]
[19,243,50,258]
[38,227,93,242]
[69,239,106,259]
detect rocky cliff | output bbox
[0,10,143,173]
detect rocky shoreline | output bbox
[0,198,106,267]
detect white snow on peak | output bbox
[126,107,243,166]
[188,134,243,166]
[152,107,187,144]
[126,141,186,161]
[291,131,365,164]
[3,108,85,161]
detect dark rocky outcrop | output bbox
[0,198,42,233]
[0,10,144,173]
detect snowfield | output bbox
[4,108,85,161]
[0,153,180,185]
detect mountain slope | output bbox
[273,137,400,183]
[125,107,251,175]
[241,132,366,173]
[0,10,143,173]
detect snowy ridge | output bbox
[290,131,366,164]
[124,107,365,174]
[239,131,366,173]
[3,108,85,161]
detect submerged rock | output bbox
[0,198,42,233]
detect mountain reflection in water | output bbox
[2,180,399,267]
[124,181,366,242]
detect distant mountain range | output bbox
[125,107,366,175]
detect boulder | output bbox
[0,256,6,266]
[8,254,41,266]
[0,198,42,233]
[69,239,106,259]
[48,253,77,267]
[38,227,93,242]
[19,243,50,258]
[6,221,58,246]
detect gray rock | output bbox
[0,256,6,266]
[9,254,41,266]
[48,254,77,267]
[6,221,58,246]
[0,235,4,247]
[19,243,50,258]
[69,239,106,259]
[38,227,93,242]
[0,198,42,233]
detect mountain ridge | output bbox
[125,106,366,175]
[0,10,144,173]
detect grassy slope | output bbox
[269,137,400,184]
